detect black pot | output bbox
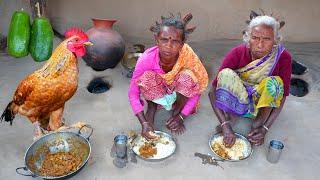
[83,18,125,71]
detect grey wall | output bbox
[0,0,31,35]
[1,0,320,42]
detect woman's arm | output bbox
[264,97,286,129]
[248,97,287,146]
[208,85,236,147]
[180,94,200,116]
[208,86,227,124]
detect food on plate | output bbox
[139,142,157,158]
[211,136,247,160]
[132,131,176,160]
[148,131,161,140]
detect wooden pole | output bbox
[30,0,47,19]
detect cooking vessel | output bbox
[16,125,93,179]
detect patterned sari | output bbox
[137,44,208,110]
[215,44,285,118]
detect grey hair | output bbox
[150,13,196,41]
[243,15,282,44]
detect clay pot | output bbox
[83,18,125,71]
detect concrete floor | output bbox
[0,38,319,180]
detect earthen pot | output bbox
[83,18,125,71]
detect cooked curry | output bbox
[139,142,157,158]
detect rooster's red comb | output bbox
[64,28,89,41]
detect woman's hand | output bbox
[222,124,236,148]
[166,114,186,135]
[141,122,156,140]
[248,127,267,146]
[137,112,157,140]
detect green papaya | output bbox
[7,10,30,58]
[29,17,53,62]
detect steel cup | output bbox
[267,140,284,163]
[114,135,128,158]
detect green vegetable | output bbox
[7,10,30,57]
[29,17,53,62]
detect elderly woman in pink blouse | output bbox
[128,13,208,139]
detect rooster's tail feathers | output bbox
[1,101,16,125]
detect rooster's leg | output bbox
[32,121,43,141]
[27,116,43,140]
[48,105,64,131]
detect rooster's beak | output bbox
[84,41,93,46]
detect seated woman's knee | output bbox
[218,68,237,77]
[262,76,283,85]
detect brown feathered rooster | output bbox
[1,28,93,139]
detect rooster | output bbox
[1,28,93,139]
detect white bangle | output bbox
[262,124,269,131]
[220,121,230,127]
[178,114,185,122]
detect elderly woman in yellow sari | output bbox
[209,15,292,147]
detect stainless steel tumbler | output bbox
[267,140,284,163]
[114,134,128,158]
